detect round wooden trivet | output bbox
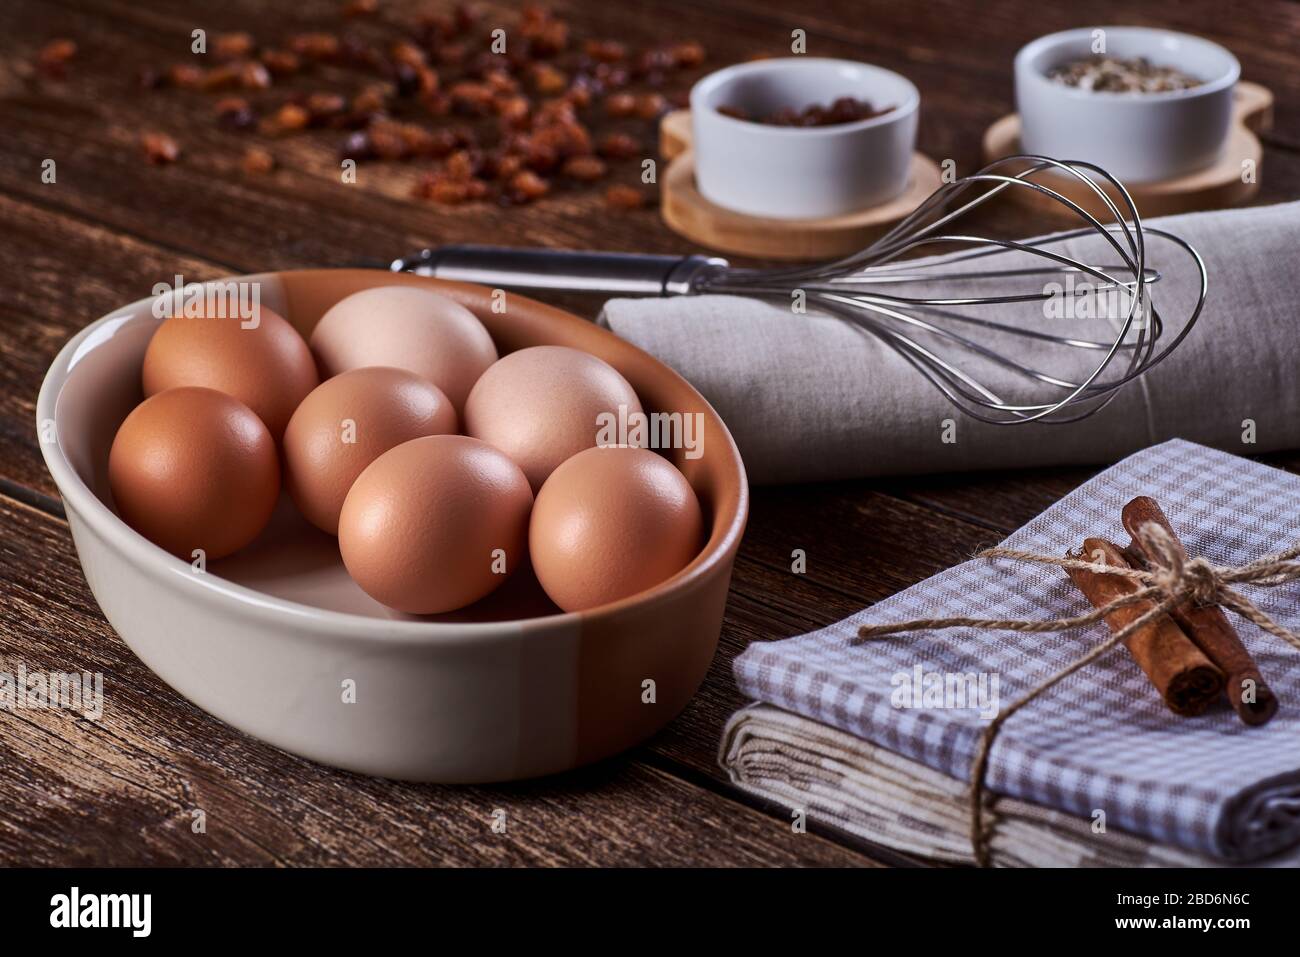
[657,109,944,261]
[980,81,1274,219]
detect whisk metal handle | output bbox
[391,245,728,296]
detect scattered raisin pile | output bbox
[131,3,708,208]
[717,96,893,127]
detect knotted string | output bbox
[851,523,1300,867]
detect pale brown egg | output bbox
[142,303,319,439]
[108,387,280,560]
[529,446,703,612]
[338,435,533,614]
[310,286,497,412]
[283,367,458,535]
[464,345,643,492]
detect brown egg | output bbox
[310,286,498,412]
[142,303,319,439]
[464,345,643,491]
[108,387,280,560]
[338,435,533,614]
[283,367,458,535]
[529,446,703,612]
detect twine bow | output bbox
[852,523,1300,867]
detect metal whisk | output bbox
[392,154,1207,425]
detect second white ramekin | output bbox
[1015,26,1240,183]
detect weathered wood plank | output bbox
[0,192,226,496]
[4,0,1300,868]
[0,491,879,867]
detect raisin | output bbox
[449,80,494,115]
[482,151,524,180]
[307,92,346,122]
[597,132,640,160]
[635,93,667,120]
[239,61,272,90]
[531,63,567,95]
[672,41,706,68]
[167,63,205,89]
[259,49,301,76]
[339,130,375,161]
[445,148,482,179]
[507,169,550,202]
[605,185,645,209]
[200,63,243,92]
[391,40,426,68]
[242,146,276,174]
[141,131,180,164]
[562,155,607,181]
[215,96,257,130]
[352,85,390,115]
[344,0,380,18]
[214,32,255,62]
[604,92,636,118]
[368,120,408,159]
[36,38,77,77]
[288,33,340,61]
[494,95,531,128]
[564,79,594,108]
[584,40,626,63]
[427,176,470,204]
[274,102,311,132]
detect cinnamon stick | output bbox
[1066,537,1224,716]
[1122,496,1279,726]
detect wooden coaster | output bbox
[657,109,943,261]
[981,81,1274,219]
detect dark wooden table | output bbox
[2,0,1298,867]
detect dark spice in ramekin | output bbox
[719,95,894,127]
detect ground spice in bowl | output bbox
[1046,54,1203,93]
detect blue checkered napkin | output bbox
[733,440,1300,860]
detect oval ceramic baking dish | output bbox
[37,270,748,783]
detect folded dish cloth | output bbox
[600,202,1300,484]
[721,703,1300,867]
[730,440,1300,861]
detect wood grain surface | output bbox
[1,0,1298,867]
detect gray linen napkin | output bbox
[732,440,1300,861]
[721,703,1300,867]
[600,202,1300,484]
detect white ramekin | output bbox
[689,57,920,219]
[37,270,748,783]
[1015,26,1240,183]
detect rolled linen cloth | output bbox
[599,201,1300,484]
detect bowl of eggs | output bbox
[37,270,747,782]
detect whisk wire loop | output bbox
[695,154,1206,424]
